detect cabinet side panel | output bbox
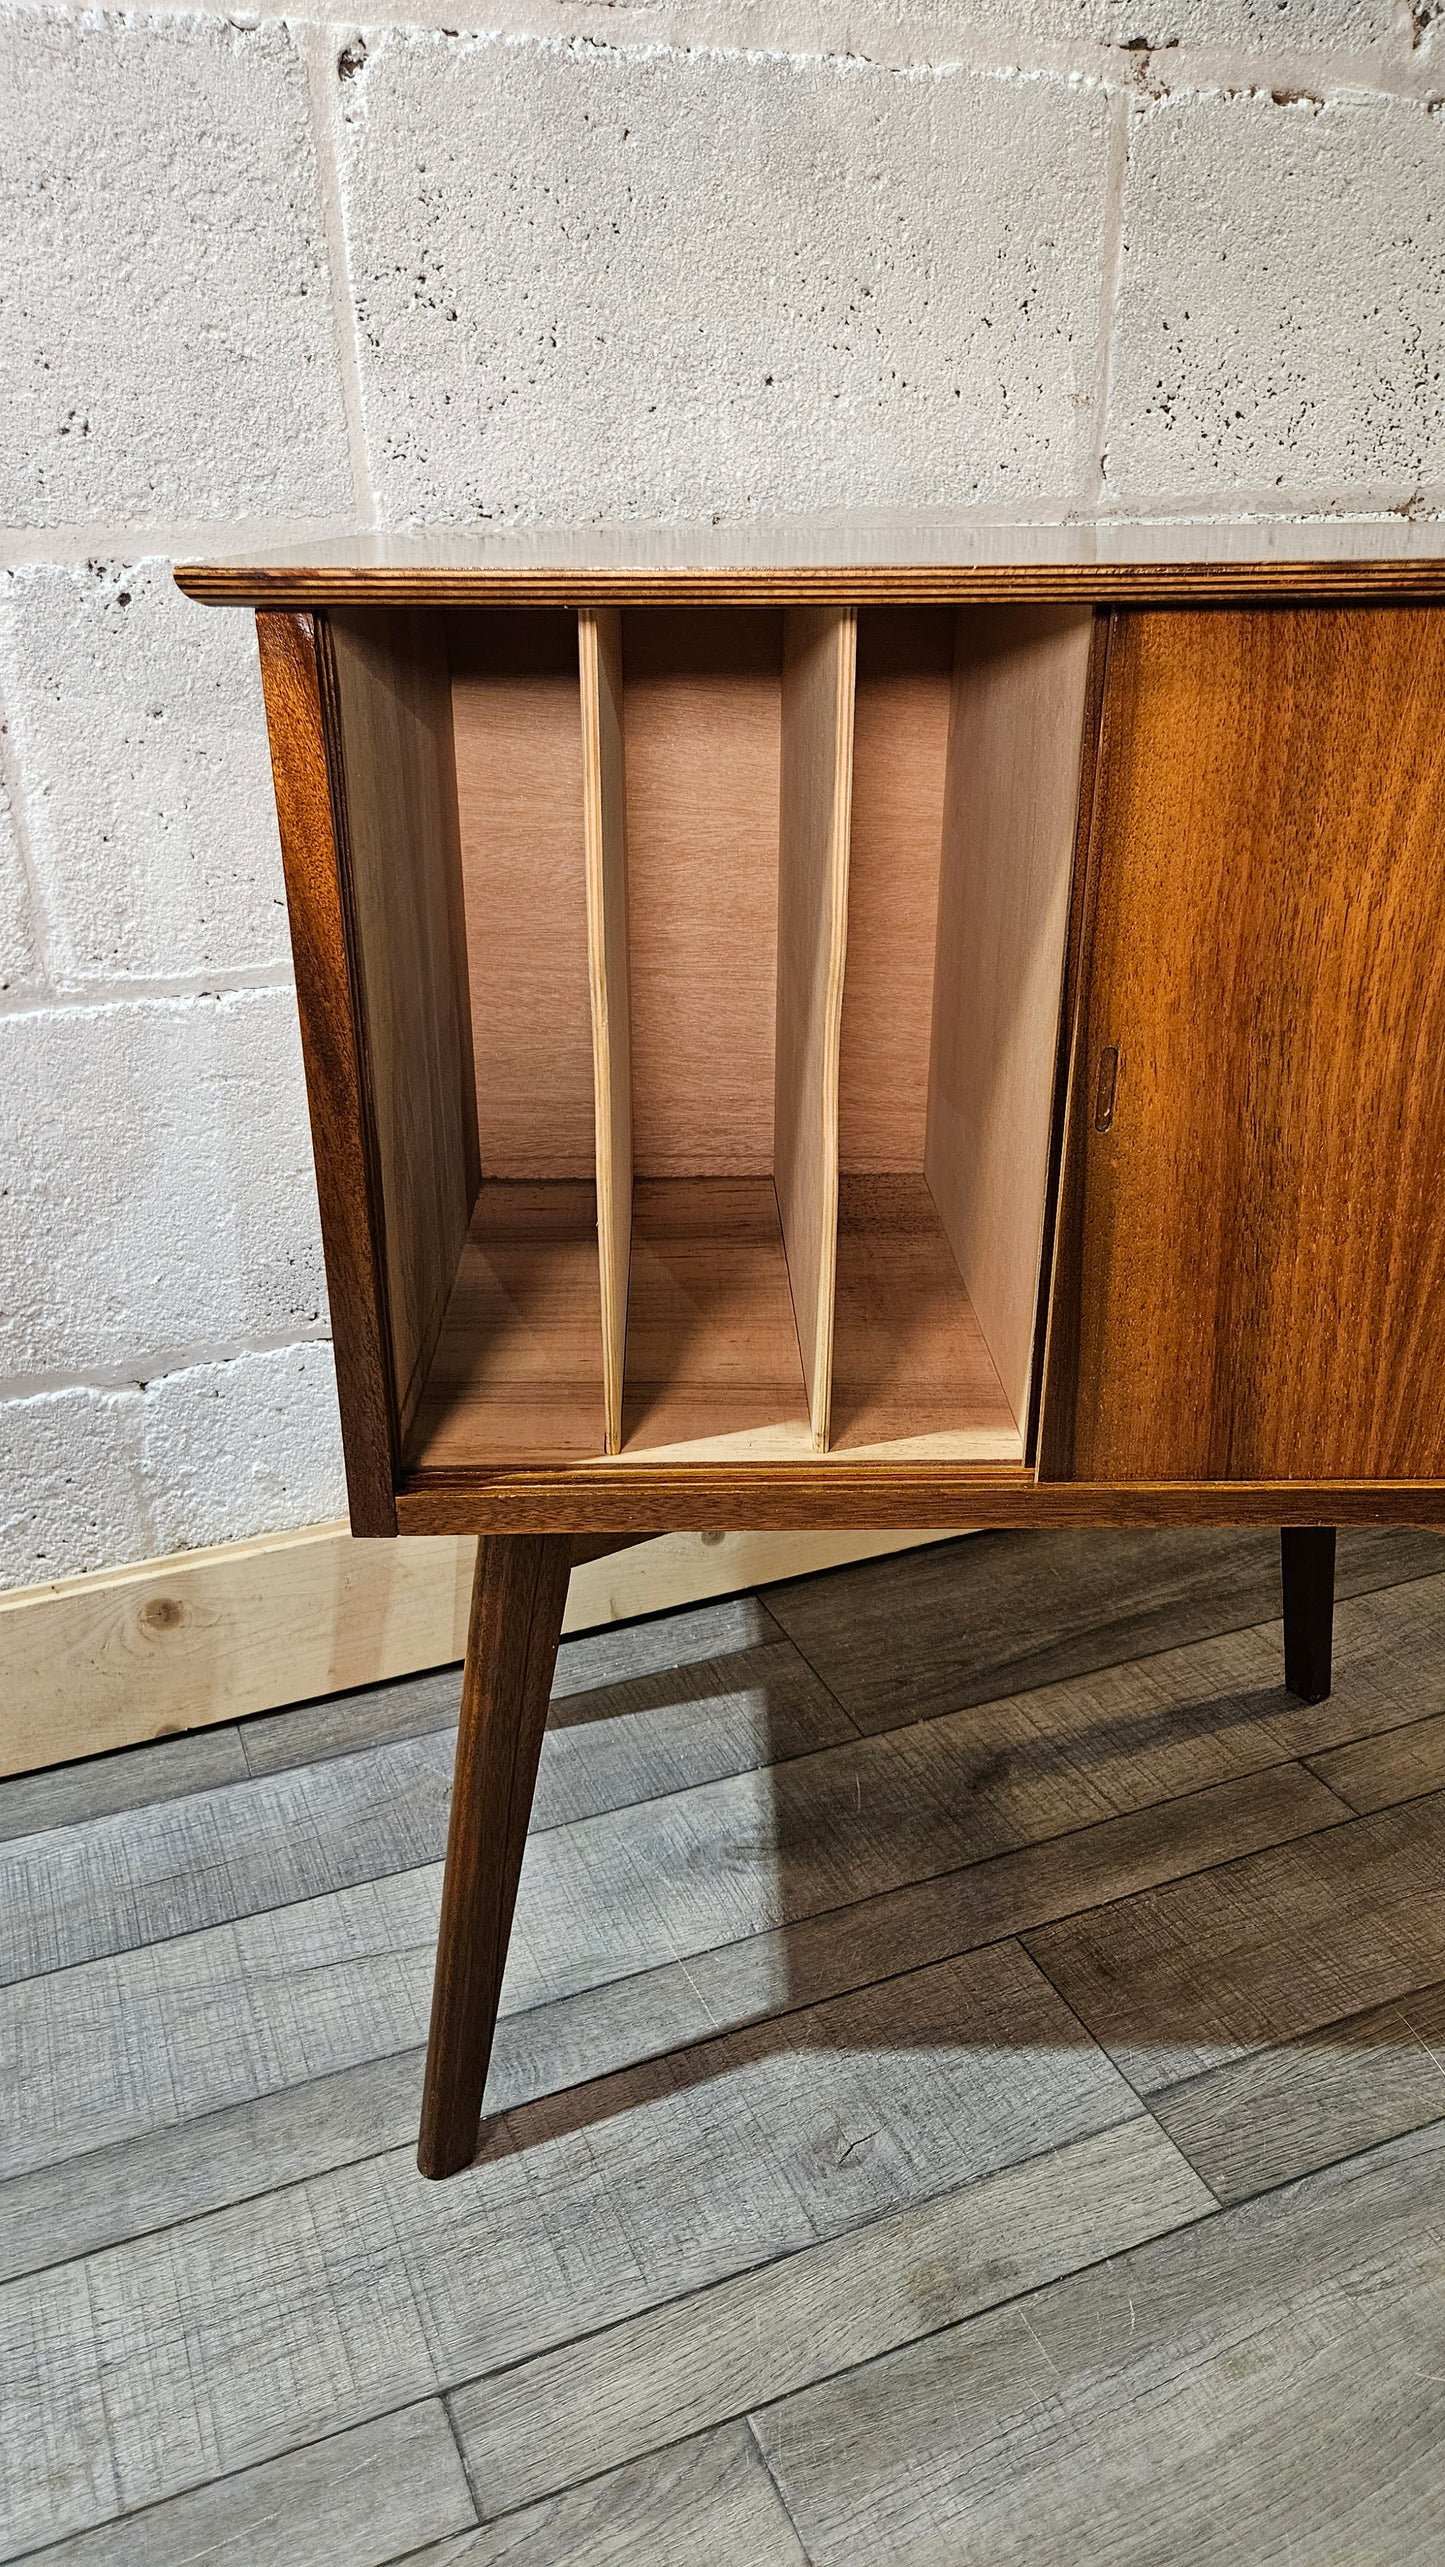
[579,609,633,1457]
[775,606,856,1450]
[253,612,398,1534]
[327,610,478,1443]
[1067,606,1445,1482]
[925,604,1095,1434]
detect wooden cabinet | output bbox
[1040,605,1445,1487]
[178,520,1445,2174]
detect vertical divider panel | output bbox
[775,606,857,1453]
[925,604,1097,1441]
[578,608,633,1456]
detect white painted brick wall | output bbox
[1,0,1441,1589]
[342,39,1112,520]
[1,9,352,525]
[0,560,291,983]
[1108,90,1445,504]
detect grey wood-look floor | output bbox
[7,1527,1445,2564]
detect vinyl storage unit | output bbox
[178,517,1445,2172]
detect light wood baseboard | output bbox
[0,1523,964,1780]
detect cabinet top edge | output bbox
[174,512,1445,607]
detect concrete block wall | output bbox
[2,0,1442,1589]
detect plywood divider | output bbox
[579,609,633,1455]
[925,604,1096,1437]
[774,606,857,1452]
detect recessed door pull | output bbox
[1094,1043,1119,1133]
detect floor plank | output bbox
[1026,1786,1445,2095]
[0,1733,456,1988]
[0,2047,428,2287]
[767,1525,1445,1732]
[5,1945,1135,2537]
[398,2421,807,2567]
[1152,1974,1445,2203]
[12,1546,1421,1997]
[239,1667,465,1778]
[528,1641,856,1830]
[2,1763,1339,2199]
[0,1723,248,1845]
[1308,1706,1445,1814]
[0,2260,116,2557]
[25,2401,474,2567]
[753,2120,1445,2567]
[237,1594,784,1779]
[448,2117,1211,2524]
[549,1594,787,1701]
[0,1637,848,1985]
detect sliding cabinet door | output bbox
[1041,605,1445,1483]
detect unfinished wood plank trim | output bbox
[0,1525,960,1778]
[579,608,633,1455]
[327,611,480,1445]
[775,605,857,1451]
[254,613,398,1533]
[925,603,1097,1436]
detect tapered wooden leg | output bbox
[1281,1527,1336,1705]
[417,1532,573,2179]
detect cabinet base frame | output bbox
[395,1471,1445,1534]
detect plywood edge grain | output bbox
[182,565,1445,610]
[775,605,856,1450]
[578,607,633,1455]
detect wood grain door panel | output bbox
[1048,606,1445,1483]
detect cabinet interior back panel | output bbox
[621,611,783,1176]
[450,611,594,1178]
[839,609,954,1172]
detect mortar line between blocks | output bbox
[1091,85,1133,512]
[301,20,378,529]
[0,658,64,1000]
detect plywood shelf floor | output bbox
[831,1176,1023,1461]
[406,1182,607,1469]
[621,1179,815,1461]
[409,1174,1022,1472]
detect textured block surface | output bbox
[0,761,40,999]
[0,561,289,984]
[1108,92,1445,502]
[0,10,351,526]
[0,993,327,1378]
[339,35,1113,522]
